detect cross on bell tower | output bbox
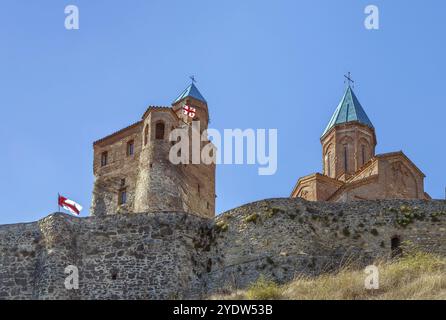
[344,72,355,88]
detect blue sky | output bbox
[0,0,445,224]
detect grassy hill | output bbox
[211,250,446,300]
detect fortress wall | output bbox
[74,212,212,300]
[0,221,41,299]
[205,198,446,294]
[0,212,212,300]
[0,199,445,299]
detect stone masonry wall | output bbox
[0,212,212,300]
[1,198,445,299]
[205,198,446,294]
[91,122,143,216]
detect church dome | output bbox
[322,86,374,137]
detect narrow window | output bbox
[120,178,126,187]
[326,152,331,177]
[207,202,210,209]
[101,151,108,167]
[127,140,134,156]
[197,184,200,195]
[361,145,366,166]
[144,125,149,146]
[343,145,348,172]
[155,122,165,140]
[118,189,127,205]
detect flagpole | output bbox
[58,193,60,213]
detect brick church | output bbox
[291,84,430,202]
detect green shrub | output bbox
[394,206,425,227]
[246,276,283,300]
[215,221,229,232]
[400,205,412,213]
[431,211,446,218]
[244,213,259,224]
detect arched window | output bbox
[343,145,348,172]
[144,125,149,146]
[155,122,165,140]
[361,145,366,166]
[325,152,332,177]
[101,151,108,167]
[127,140,134,156]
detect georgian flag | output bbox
[58,195,82,215]
[182,105,196,118]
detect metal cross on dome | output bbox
[189,75,197,84]
[344,72,355,88]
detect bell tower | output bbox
[171,81,209,131]
[320,85,377,181]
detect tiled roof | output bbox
[93,121,142,146]
[322,86,374,137]
[172,83,207,104]
[141,106,177,120]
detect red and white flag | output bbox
[58,195,82,215]
[182,105,196,118]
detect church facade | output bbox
[291,85,430,202]
[91,83,215,218]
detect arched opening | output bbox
[361,145,366,166]
[343,145,348,172]
[391,236,402,258]
[155,122,165,140]
[325,152,332,177]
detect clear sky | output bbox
[1,0,445,224]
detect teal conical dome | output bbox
[172,83,207,104]
[322,86,374,137]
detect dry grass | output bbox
[211,251,446,300]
